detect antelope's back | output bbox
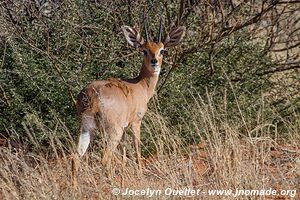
[76,79,133,117]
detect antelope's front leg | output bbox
[131,121,142,173]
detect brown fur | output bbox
[105,78,131,97]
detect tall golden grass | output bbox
[0,93,299,199]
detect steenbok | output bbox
[75,19,185,171]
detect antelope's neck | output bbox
[137,64,159,101]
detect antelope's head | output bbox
[122,21,186,76]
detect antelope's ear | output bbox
[163,26,186,48]
[121,25,144,48]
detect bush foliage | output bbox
[0,1,299,152]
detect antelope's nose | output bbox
[150,59,158,65]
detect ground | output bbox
[0,137,299,199]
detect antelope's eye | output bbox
[143,50,148,56]
[160,49,165,55]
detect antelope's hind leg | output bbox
[131,121,142,175]
[101,126,124,171]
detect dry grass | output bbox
[0,95,299,200]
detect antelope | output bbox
[75,19,185,171]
